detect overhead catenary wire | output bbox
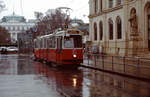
[20,0,23,16]
[64,0,88,12]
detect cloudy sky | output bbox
[1,0,89,23]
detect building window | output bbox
[94,0,98,13]
[109,19,113,40]
[28,26,31,30]
[99,21,103,40]
[24,27,27,30]
[10,26,13,30]
[12,27,15,31]
[100,0,102,12]
[116,0,121,5]
[12,33,16,37]
[109,0,113,8]
[94,22,97,41]
[15,26,18,31]
[19,26,22,30]
[7,26,10,30]
[116,17,122,39]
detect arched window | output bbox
[94,0,98,13]
[99,21,103,40]
[148,5,150,15]
[116,0,121,5]
[116,17,122,39]
[109,0,113,8]
[100,0,102,12]
[94,22,97,41]
[109,19,113,40]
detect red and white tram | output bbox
[34,29,83,66]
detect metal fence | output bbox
[83,53,150,80]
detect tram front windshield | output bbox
[64,35,82,48]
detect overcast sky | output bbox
[1,0,89,23]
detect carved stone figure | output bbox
[129,9,138,35]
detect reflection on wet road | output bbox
[0,54,150,97]
[0,54,60,97]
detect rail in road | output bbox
[82,53,150,80]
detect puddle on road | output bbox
[34,62,84,97]
[0,54,35,75]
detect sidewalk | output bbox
[82,54,150,80]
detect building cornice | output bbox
[89,5,123,19]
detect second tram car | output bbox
[34,29,83,66]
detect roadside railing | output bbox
[83,53,150,80]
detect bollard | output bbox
[123,56,126,73]
[88,53,89,66]
[102,54,104,69]
[94,54,96,67]
[137,57,140,77]
[112,56,114,71]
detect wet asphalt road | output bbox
[0,54,150,97]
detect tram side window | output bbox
[47,39,51,48]
[57,37,62,49]
[35,41,38,48]
[48,37,56,48]
[44,38,47,48]
[36,40,38,48]
[37,41,39,48]
[52,37,56,48]
[40,39,42,48]
[42,39,45,48]
[46,39,49,49]
[34,41,36,48]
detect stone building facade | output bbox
[89,0,150,56]
[0,13,36,43]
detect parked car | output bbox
[0,47,7,54]
[7,47,18,52]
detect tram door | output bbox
[148,15,150,51]
[56,37,62,63]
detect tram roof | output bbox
[55,29,83,36]
[35,28,83,40]
[37,34,53,39]
[55,30,65,36]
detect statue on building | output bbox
[129,8,138,35]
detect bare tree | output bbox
[34,9,71,37]
[34,11,43,20]
[34,11,44,36]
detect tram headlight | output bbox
[73,54,77,58]
[73,78,77,87]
